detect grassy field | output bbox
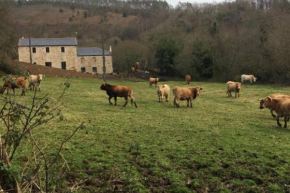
[2,77,290,192]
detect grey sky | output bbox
[167,0,231,7]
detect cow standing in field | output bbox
[100,82,137,108]
[241,74,257,83]
[149,78,159,88]
[226,81,242,98]
[156,84,170,102]
[29,74,45,91]
[260,93,290,118]
[173,86,202,108]
[0,77,28,96]
[261,96,290,128]
[185,75,191,84]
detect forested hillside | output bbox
[3,0,290,83]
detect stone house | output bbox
[18,37,113,74]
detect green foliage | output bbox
[0,163,20,190]
[113,40,150,72]
[153,36,183,76]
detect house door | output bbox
[61,62,66,70]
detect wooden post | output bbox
[29,36,32,64]
[102,36,106,82]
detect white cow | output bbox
[156,84,170,102]
[241,74,257,83]
[29,74,45,91]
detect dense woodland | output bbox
[1,0,290,83]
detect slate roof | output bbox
[18,38,77,47]
[77,47,111,56]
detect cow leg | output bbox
[271,110,276,118]
[284,116,288,128]
[166,95,169,102]
[187,100,189,107]
[158,95,161,102]
[108,96,113,105]
[174,99,179,108]
[276,116,282,127]
[123,96,128,107]
[114,96,117,106]
[21,89,25,96]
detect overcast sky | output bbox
[167,0,232,7]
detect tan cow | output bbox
[173,86,202,108]
[156,84,170,102]
[185,75,191,84]
[226,81,242,98]
[261,97,290,128]
[100,82,137,108]
[260,93,290,118]
[149,78,159,88]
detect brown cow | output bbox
[226,81,242,98]
[100,82,137,108]
[1,77,27,96]
[261,96,290,128]
[149,78,159,88]
[260,93,290,118]
[173,86,202,108]
[185,75,191,84]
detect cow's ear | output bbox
[200,87,203,90]
[266,96,272,102]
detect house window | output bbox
[81,58,85,64]
[61,47,65,52]
[32,47,36,53]
[93,57,96,62]
[92,67,97,73]
[81,67,86,73]
[61,62,66,70]
[45,62,52,67]
[46,47,50,53]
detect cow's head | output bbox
[100,82,107,90]
[236,82,242,90]
[263,96,273,108]
[192,87,203,99]
[156,78,159,82]
[38,74,44,82]
[253,76,257,82]
[259,98,265,109]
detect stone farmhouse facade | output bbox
[18,38,113,74]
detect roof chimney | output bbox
[109,46,112,52]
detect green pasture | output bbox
[2,77,290,192]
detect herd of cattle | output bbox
[1,73,290,128]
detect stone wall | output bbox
[18,46,77,71]
[77,55,113,74]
